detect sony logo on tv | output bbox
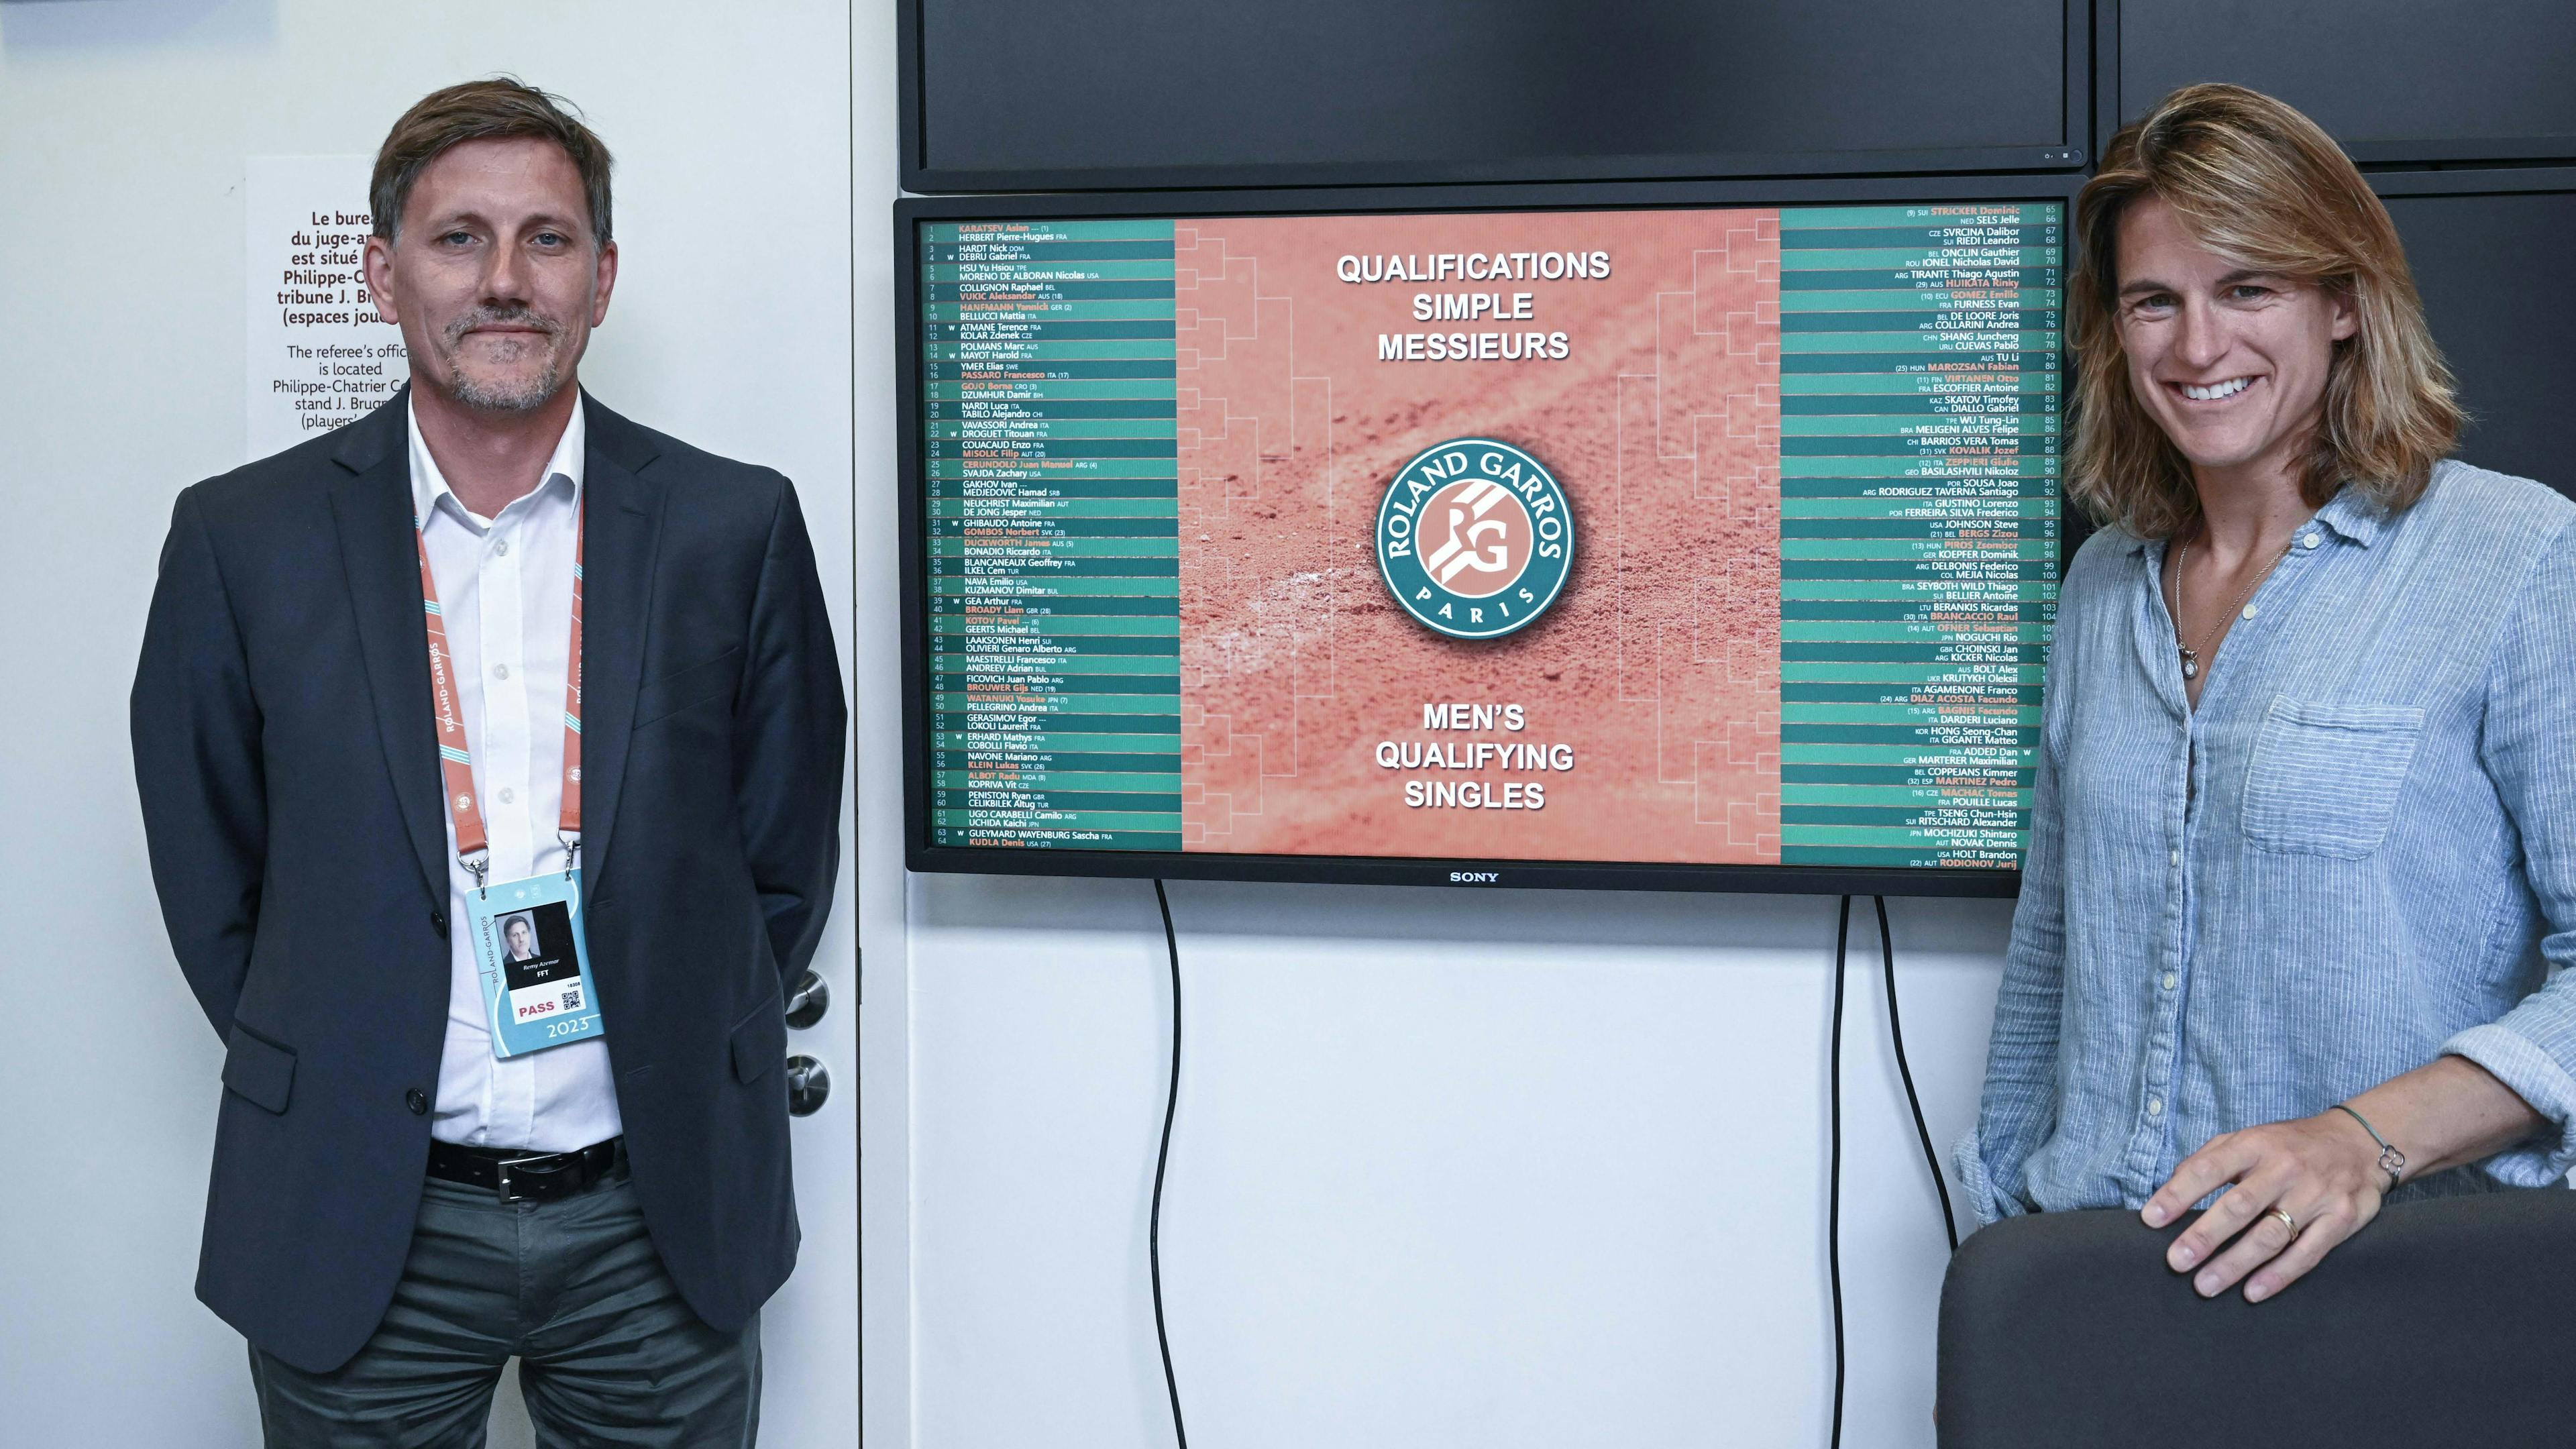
[1448,869,1501,885]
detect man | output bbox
[131,78,843,1445]
[504,916,539,963]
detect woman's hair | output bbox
[2066,83,2461,540]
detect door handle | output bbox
[784,968,830,1029]
[785,1054,830,1116]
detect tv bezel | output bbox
[898,0,2094,193]
[896,174,2087,898]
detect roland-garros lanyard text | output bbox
[414,498,584,892]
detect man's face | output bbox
[506,920,533,957]
[364,136,617,413]
[2113,196,2356,480]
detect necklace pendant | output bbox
[2180,652,2200,680]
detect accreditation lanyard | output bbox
[414,497,584,893]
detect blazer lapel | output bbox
[572,394,667,897]
[327,390,451,910]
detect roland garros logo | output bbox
[1375,438,1573,640]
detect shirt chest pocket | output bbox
[2239,698,2425,859]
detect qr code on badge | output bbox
[564,985,584,1011]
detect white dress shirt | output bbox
[410,396,623,1151]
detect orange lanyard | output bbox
[414,498,584,888]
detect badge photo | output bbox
[466,869,605,1058]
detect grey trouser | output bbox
[247,1166,759,1448]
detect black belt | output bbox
[426,1136,625,1203]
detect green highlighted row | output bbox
[930,420,1179,441]
[935,790,1177,814]
[928,339,1177,362]
[928,465,1179,485]
[933,809,1183,832]
[1782,496,2055,519]
[926,260,1176,282]
[1781,456,2058,479]
[1780,331,2061,355]
[923,220,1176,243]
[933,614,1181,637]
[932,576,1181,598]
[1782,783,2031,807]
[1780,247,2061,270]
[935,732,1183,753]
[932,498,1180,520]
[922,300,1178,323]
[935,692,1179,713]
[932,660,1182,685]
[1778,414,2055,438]
[936,770,1183,792]
[1778,824,2030,849]
[1779,203,2060,228]
[928,828,1182,851]
[1781,372,2056,395]
[1780,288,2063,313]
[1782,539,2059,562]
[1782,619,2049,644]
[1786,702,2041,726]
[932,538,1179,559]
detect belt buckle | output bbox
[495,1152,578,1203]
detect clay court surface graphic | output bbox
[1171,211,1786,863]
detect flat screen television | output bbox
[896,177,2079,896]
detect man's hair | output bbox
[370,78,614,249]
[2067,83,2461,541]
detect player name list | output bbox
[922,219,1185,849]
[1774,203,2061,869]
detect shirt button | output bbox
[492,663,511,680]
[494,539,511,557]
[2301,533,2320,549]
[406,1088,429,1116]
[2241,603,2259,620]
[2169,849,2180,866]
[2161,971,2178,991]
[498,787,515,805]
[2147,1095,2165,1117]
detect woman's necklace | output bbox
[2173,529,2293,682]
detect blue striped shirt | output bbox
[1960,460,2576,1223]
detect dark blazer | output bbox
[131,388,846,1373]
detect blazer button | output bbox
[406,1089,429,1116]
[430,908,448,937]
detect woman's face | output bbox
[2113,196,2357,484]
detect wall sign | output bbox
[244,155,408,460]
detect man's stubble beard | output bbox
[435,307,571,413]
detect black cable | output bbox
[1148,879,1189,1449]
[1874,896,1960,1254]
[1137,885,1933,1449]
[1827,896,1851,1449]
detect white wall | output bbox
[0,2,2020,1443]
[847,17,2021,1449]
[0,2,856,1444]
[891,879,2007,1448]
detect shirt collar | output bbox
[407,392,586,531]
[2306,481,2387,547]
[2118,479,2390,556]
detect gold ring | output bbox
[2265,1206,2299,1238]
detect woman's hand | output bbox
[2141,1112,2387,1303]
[2141,1056,2548,1303]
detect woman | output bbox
[1960,83,2576,1305]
